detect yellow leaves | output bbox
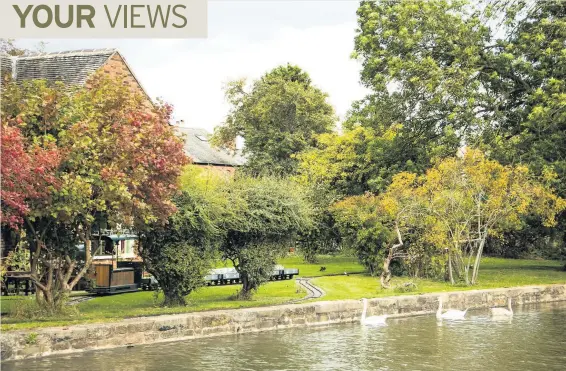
[389,171,417,191]
[541,166,558,184]
[375,149,565,251]
[295,127,374,188]
[379,196,398,217]
[383,123,402,141]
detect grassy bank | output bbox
[1,256,564,331]
[1,280,302,331]
[313,257,566,301]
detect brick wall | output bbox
[100,53,153,108]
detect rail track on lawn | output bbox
[292,278,325,303]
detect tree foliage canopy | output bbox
[395,150,564,284]
[1,73,187,311]
[218,176,314,298]
[212,64,336,176]
[0,124,60,228]
[139,188,220,305]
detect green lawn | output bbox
[278,254,365,277]
[1,256,564,331]
[1,280,302,331]
[213,254,365,277]
[313,257,566,301]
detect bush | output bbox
[140,187,220,306]
[218,176,314,299]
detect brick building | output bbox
[0,48,244,172]
[0,48,151,103]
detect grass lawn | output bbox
[278,254,365,277]
[213,254,365,277]
[1,255,564,331]
[1,280,302,331]
[313,257,566,301]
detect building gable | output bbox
[1,49,152,104]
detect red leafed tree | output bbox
[1,124,60,228]
[1,74,188,311]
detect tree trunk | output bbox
[471,233,487,285]
[448,251,455,284]
[380,221,404,289]
[238,274,254,300]
[302,244,319,264]
[369,263,376,277]
[30,252,87,314]
[85,239,92,269]
[163,291,186,306]
[380,257,392,289]
[34,280,71,314]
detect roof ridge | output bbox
[175,126,210,131]
[17,48,118,59]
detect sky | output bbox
[15,1,369,133]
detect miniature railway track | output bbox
[292,278,325,303]
[67,296,95,305]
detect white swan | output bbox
[360,298,387,326]
[436,297,467,320]
[490,297,513,317]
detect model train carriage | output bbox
[90,265,138,294]
[87,233,142,294]
[204,265,299,286]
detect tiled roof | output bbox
[0,54,14,88]
[1,48,151,103]
[175,127,246,167]
[9,49,116,86]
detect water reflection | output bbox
[3,302,566,371]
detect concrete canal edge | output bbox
[2,284,566,361]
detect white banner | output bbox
[0,0,207,38]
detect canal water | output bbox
[4,302,566,370]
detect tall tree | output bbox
[480,1,566,258]
[1,74,188,311]
[351,0,566,255]
[212,64,336,176]
[402,150,564,285]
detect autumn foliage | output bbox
[1,124,60,227]
[332,150,565,287]
[1,73,188,311]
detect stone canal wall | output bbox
[2,284,566,361]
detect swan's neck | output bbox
[361,300,367,321]
[437,300,442,317]
[508,299,513,313]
